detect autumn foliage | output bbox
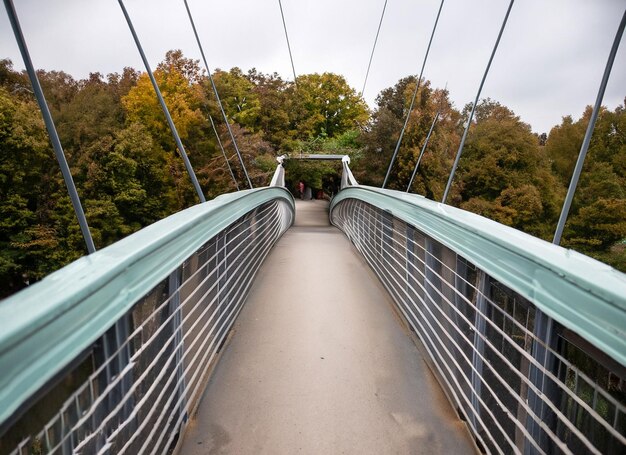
[0,51,624,297]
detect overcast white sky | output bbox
[1,0,624,134]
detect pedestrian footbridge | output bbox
[1,162,625,454]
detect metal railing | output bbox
[331,184,626,454]
[0,187,294,455]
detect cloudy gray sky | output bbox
[1,0,624,134]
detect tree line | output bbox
[357,76,625,273]
[0,50,623,297]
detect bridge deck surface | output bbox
[179,200,475,454]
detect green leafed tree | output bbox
[2,48,625,300]
[288,72,369,140]
[0,84,79,295]
[357,76,459,196]
[122,52,206,151]
[547,102,626,270]
[211,67,261,129]
[246,69,291,149]
[455,99,562,239]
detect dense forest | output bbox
[0,50,624,297]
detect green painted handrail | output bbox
[331,186,626,367]
[0,187,294,428]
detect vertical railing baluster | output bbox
[405,225,417,333]
[471,271,490,434]
[381,210,394,290]
[217,232,228,348]
[168,268,187,433]
[424,238,444,364]
[526,310,560,452]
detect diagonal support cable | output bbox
[406,110,439,193]
[442,0,514,204]
[278,0,298,87]
[183,0,253,189]
[382,0,445,189]
[406,83,447,193]
[3,0,96,254]
[361,0,388,98]
[209,114,239,191]
[117,0,206,203]
[552,8,626,245]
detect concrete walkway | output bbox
[179,200,475,455]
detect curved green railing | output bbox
[331,186,626,366]
[331,184,626,453]
[0,187,294,438]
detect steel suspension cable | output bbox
[3,0,96,254]
[553,8,626,245]
[117,0,206,203]
[442,0,514,204]
[382,0,445,189]
[209,114,240,191]
[278,0,298,87]
[361,0,388,98]
[406,110,439,192]
[406,84,447,192]
[183,0,253,189]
